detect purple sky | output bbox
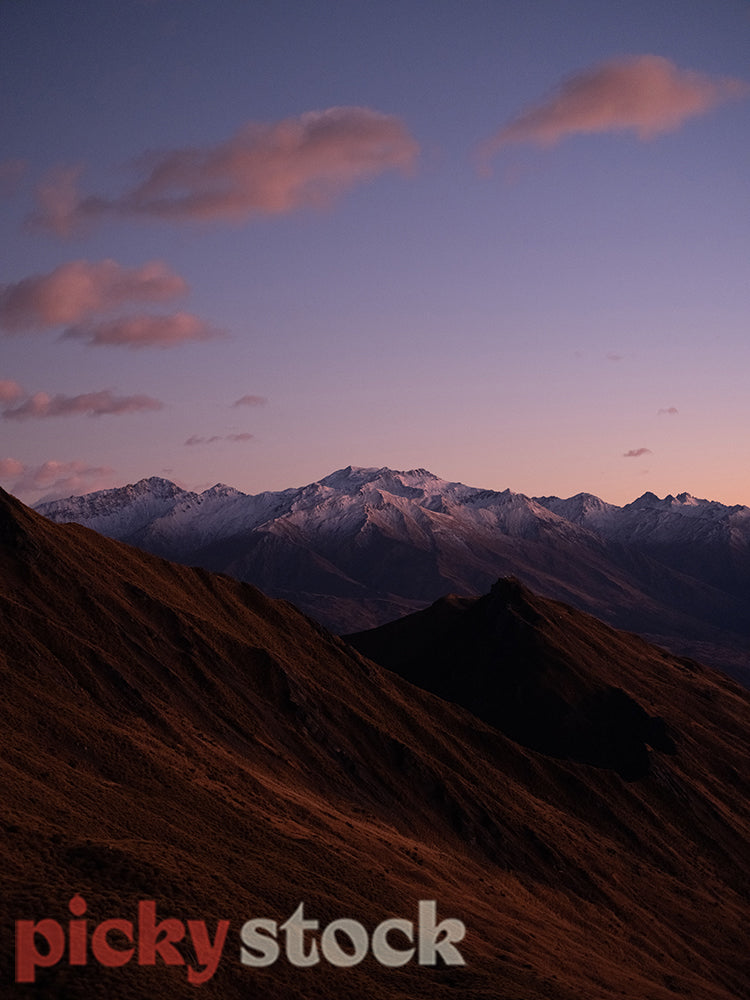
[1,0,748,506]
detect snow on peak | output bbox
[35,476,190,539]
[35,466,746,559]
[318,466,382,489]
[536,492,617,518]
[315,466,449,504]
[36,476,182,514]
[200,483,244,500]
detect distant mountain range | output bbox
[3,485,750,999]
[37,466,750,684]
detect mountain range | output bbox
[3,485,750,999]
[37,466,750,684]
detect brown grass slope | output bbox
[1,487,749,999]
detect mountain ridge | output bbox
[35,466,750,684]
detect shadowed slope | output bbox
[349,579,685,779]
[2,489,750,999]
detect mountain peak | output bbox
[200,482,244,499]
[349,576,684,780]
[128,475,185,496]
[318,465,382,487]
[534,491,618,523]
[627,491,662,509]
[318,465,442,490]
[624,490,717,513]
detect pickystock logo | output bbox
[15,895,466,985]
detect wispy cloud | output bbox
[32,107,419,233]
[184,432,254,446]
[185,434,222,446]
[479,55,748,165]
[30,165,85,237]
[623,447,652,458]
[2,389,163,420]
[0,259,186,333]
[658,406,679,415]
[62,312,223,349]
[0,457,115,501]
[232,394,267,407]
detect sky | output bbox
[1,0,748,507]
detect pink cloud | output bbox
[0,458,116,502]
[0,457,25,480]
[62,312,223,349]
[0,259,187,333]
[232,394,267,407]
[623,447,652,458]
[658,406,679,415]
[2,389,163,420]
[480,55,749,163]
[32,107,419,231]
[0,379,24,404]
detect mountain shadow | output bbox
[349,577,680,780]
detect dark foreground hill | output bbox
[2,487,750,999]
[348,578,687,780]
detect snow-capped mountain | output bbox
[36,466,750,683]
[538,488,750,546]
